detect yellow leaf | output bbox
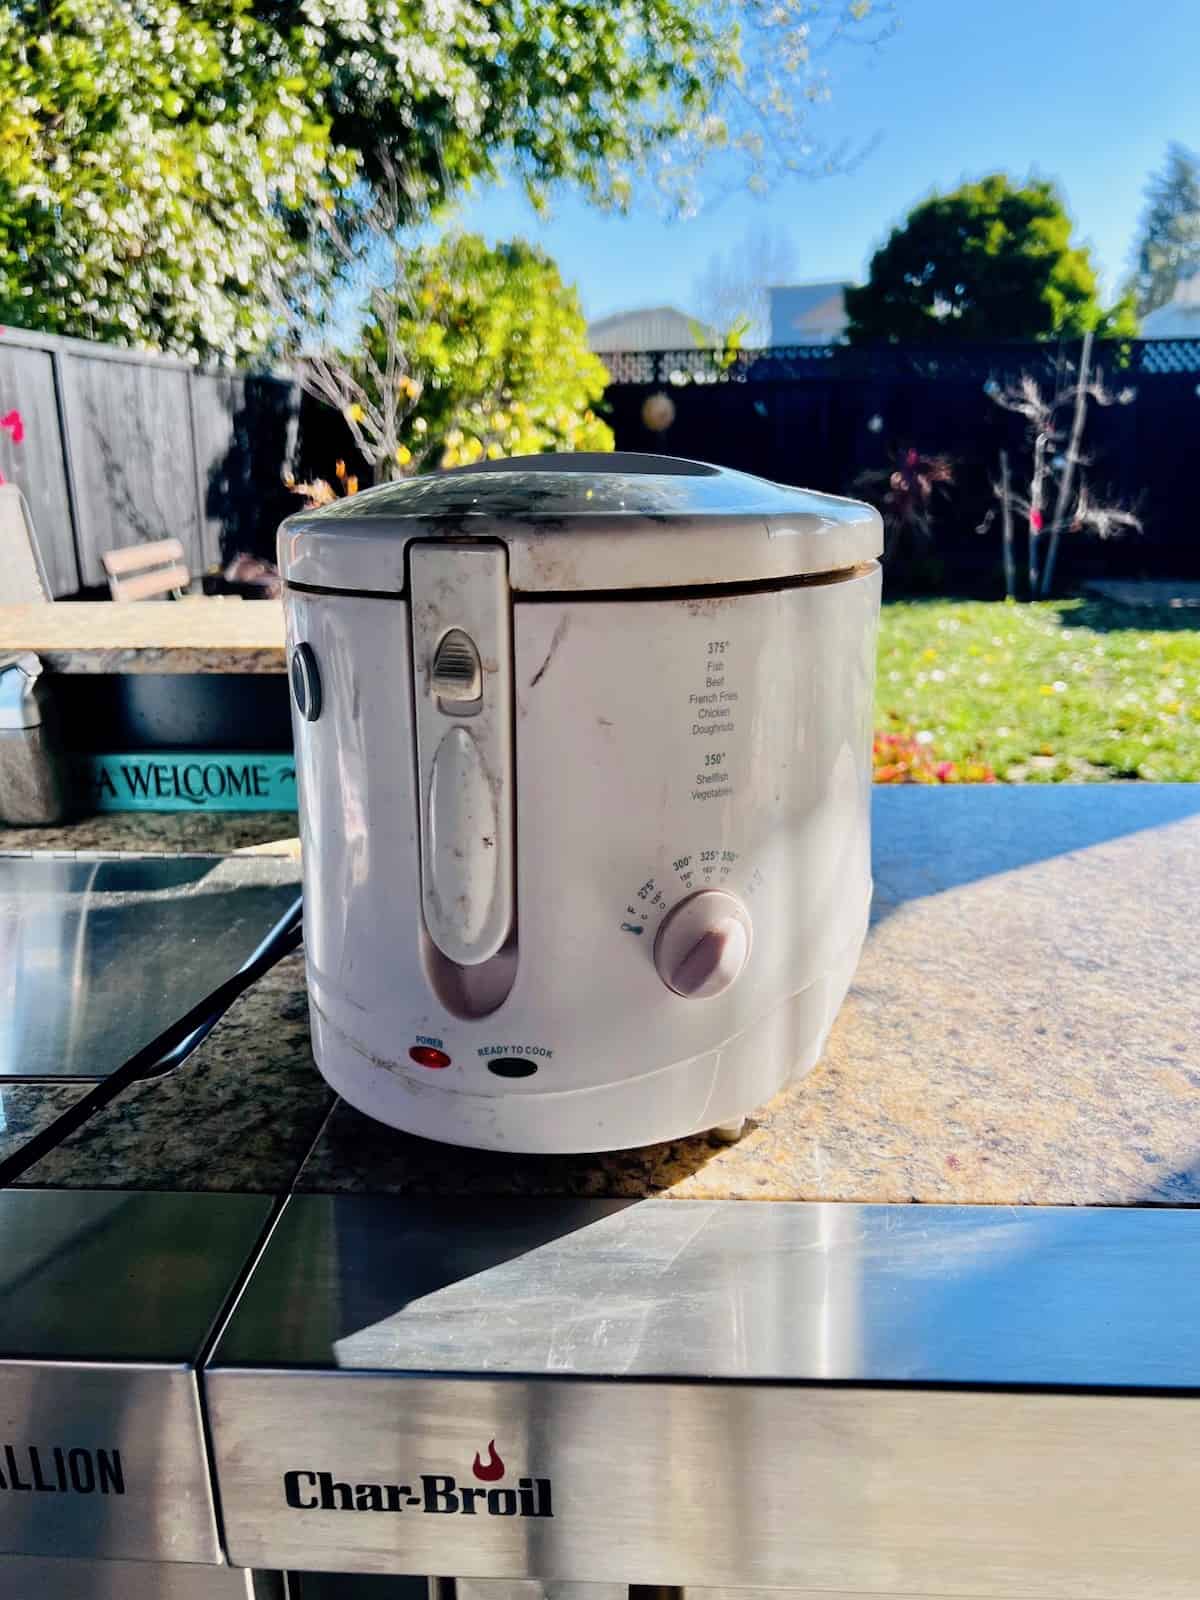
[395,445,412,466]
[346,403,364,423]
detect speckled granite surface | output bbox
[14,953,333,1193]
[0,1082,90,1166]
[8,786,1200,1205]
[0,600,285,674]
[0,812,298,854]
[295,785,1200,1206]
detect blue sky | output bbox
[448,0,1199,323]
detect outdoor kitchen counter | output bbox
[3,949,334,1192]
[0,810,298,854]
[0,817,310,1188]
[6,785,1200,1205]
[0,598,286,674]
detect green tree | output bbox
[303,233,612,479]
[1130,143,1200,317]
[0,2,344,361]
[0,1,891,361]
[845,175,1136,344]
[390,235,612,471]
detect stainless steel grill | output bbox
[8,1186,1199,1596]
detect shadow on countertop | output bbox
[869,782,1200,914]
[295,1097,736,1199]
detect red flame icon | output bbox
[472,1440,504,1481]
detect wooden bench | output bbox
[102,539,192,602]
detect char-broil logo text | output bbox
[284,1440,553,1519]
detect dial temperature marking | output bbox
[621,856,741,937]
[621,881,662,936]
[695,847,739,882]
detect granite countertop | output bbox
[0,599,285,674]
[5,785,1199,1205]
[0,811,298,855]
[0,811,305,1185]
[5,953,334,1193]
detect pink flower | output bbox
[1029,508,1044,532]
[0,409,24,445]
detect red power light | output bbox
[409,1044,452,1070]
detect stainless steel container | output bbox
[0,652,70,825]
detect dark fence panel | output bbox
[294,389,363,492]
[194,371,302,571]
[605,339,1200,590]
[602,338,1200,385]
[1116,370,1198,579]
[191,372,250,571]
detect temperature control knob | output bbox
[653,890,752,999]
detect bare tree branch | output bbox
[1041,328,1093,596]
[984,349,1140,599]
[999,448,1016,601]
[268,147,435,482]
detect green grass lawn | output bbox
[876,598,1200,781]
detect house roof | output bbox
[588,304,688,333]
[1141,270,1200,337]
[587,305,716,351]
[766,279,853,299]
[768,281,853,342]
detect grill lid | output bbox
[277,453,881,595]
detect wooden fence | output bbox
[0,325,302,596]
[4,325,1200,597]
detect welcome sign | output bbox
[80,753,298,812]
